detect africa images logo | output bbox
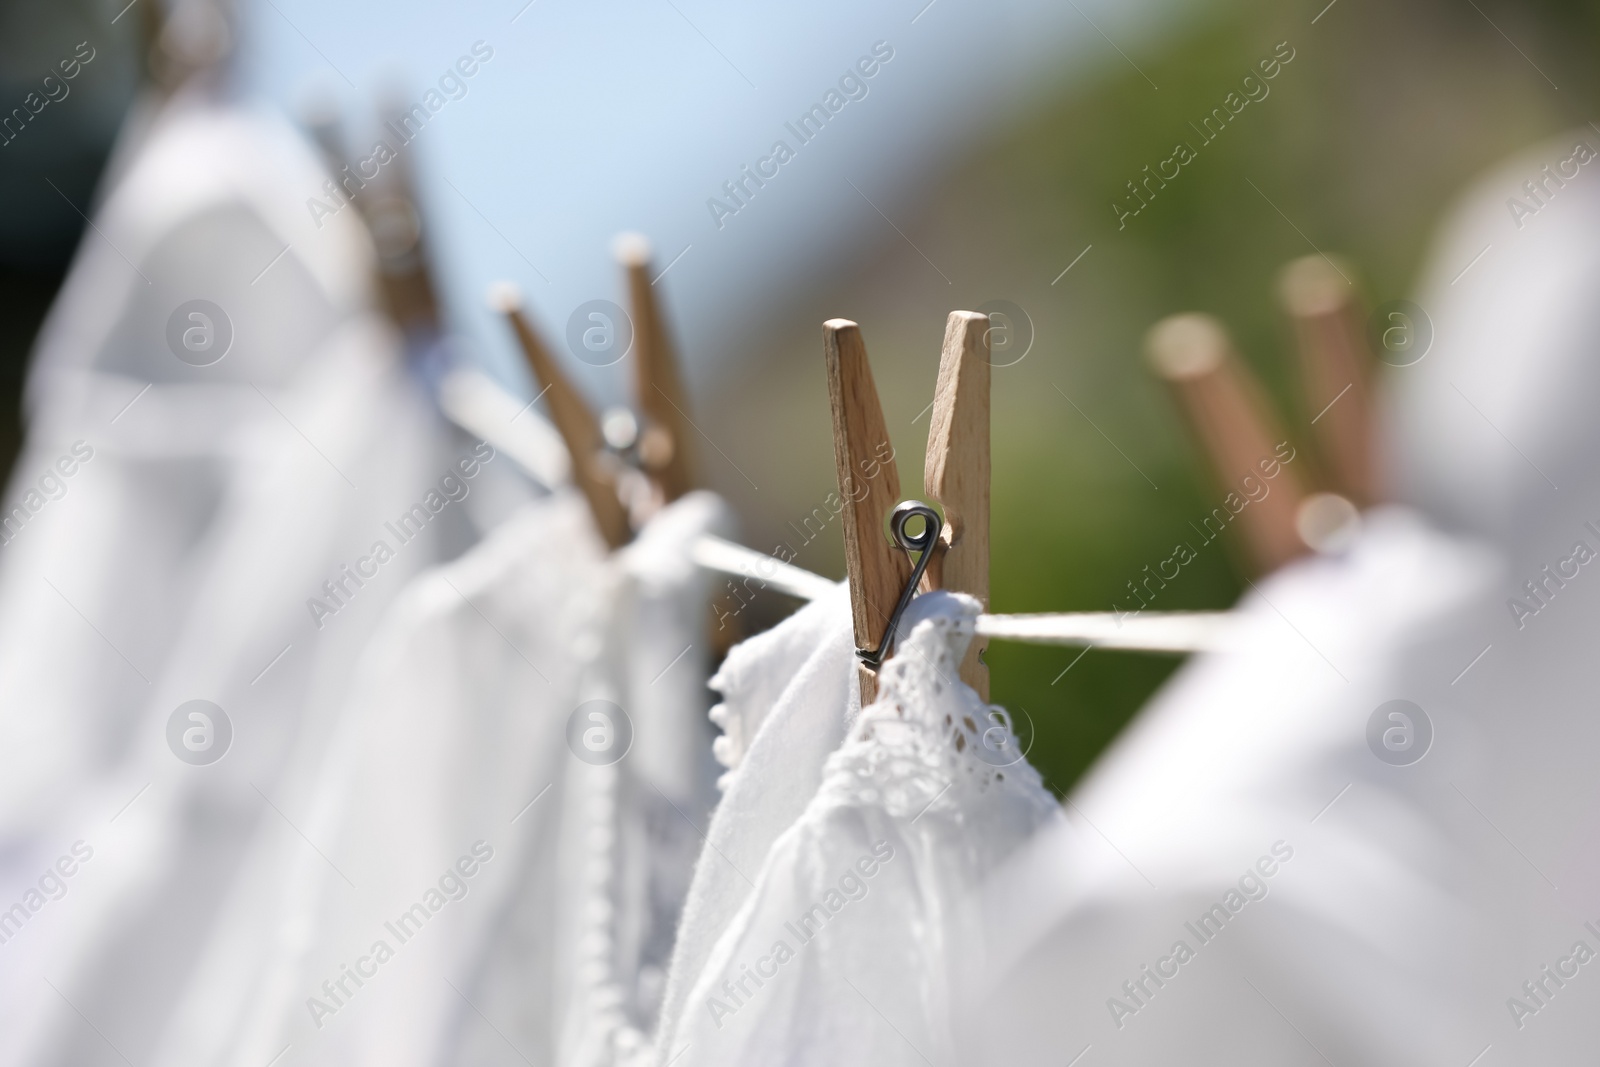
[166,700,232,765]
[1366,700,1431,767]
[566,700,633,766]
[166,300,233,366]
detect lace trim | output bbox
[819,591,1045,819]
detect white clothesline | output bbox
[689,533,841,602]
[693,533,1229,651]
[976,611,1227,652]
[438,368,1232,653]
[439,368,571,489]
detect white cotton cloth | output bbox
[150,489,730,1067]
[706,581,854,787]
[665,590,1061,1067]
[0,86,375,842]
[959,509,1600,1065]
[537,490,730,1067]
[1376,129,1600,1062]
[1379,132,1600,919]
[1386,127,1600,556]
[654,582,856,1062]
[0,90,468,1067]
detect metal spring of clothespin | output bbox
[856,500,942,670]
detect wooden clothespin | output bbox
[141,0,232,93]
[823,313,991,704]
[1146,314,1308,575]
[824,320,911,705]
[616,234,696,502]
[343,102,444,339]
[611,235,751,654]
[923,312,991,700]
[1278,255,1379,507]
[491,284,632,550]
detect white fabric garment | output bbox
[706,581,854,787]
[1386,127,1600,555]
[655,582,857,1062]
[1375,128,1600,1061]
[154,489,729,1067]
[542,490,730,1067]
[1380,133,1600,928]
[665,590,1061,1067]
[962,510,1600,1065]
[0,86,373,841]
[0,90,464,1067]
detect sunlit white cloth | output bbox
[1377,129,1600,1062]
[958,510,1600,1065]
[151,489,729,1067]
[0,90,465,1067]
[1387,128,1600,555]
[654,583,857,1062]
[663,590,1060,1067]
[0,86,377,848]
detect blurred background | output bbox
[3,0,1593,792]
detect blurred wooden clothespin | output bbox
[302,102,443,345]
[613,236,751,653]
[1146,313,1309,575]
[490,234,702,552]
[616,234,696,504]
[823,312,992,705]
[491,283,632,550]
[1278,255,1380,507]
[142,0,233,94]
[361,102,445,341]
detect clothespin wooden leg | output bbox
[823,320,911,706]
[923,311,991,700]
[491,284,632,550]
[1146,314,1307,575]
[616,234,697,501]
[1278,255,1379,507]
[364,105,444,337]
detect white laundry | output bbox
[1378,129,1600,1061]
[0,85,374,845]
[0,89,466,1067]
[543,491,730,1067]
[706,581,854,787]
[152,489,730,1067]
[665,590,1061,1067]
[654,582,857,1063]
[961,510,1584,1065]
[1386,127,1600,555]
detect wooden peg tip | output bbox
[1145,313,1228,380]
[1295,491,1361,553]
[487,280,523,314]
[613,231,652,268]
[1278,255,1355,318]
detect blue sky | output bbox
[241,0,1186,398]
